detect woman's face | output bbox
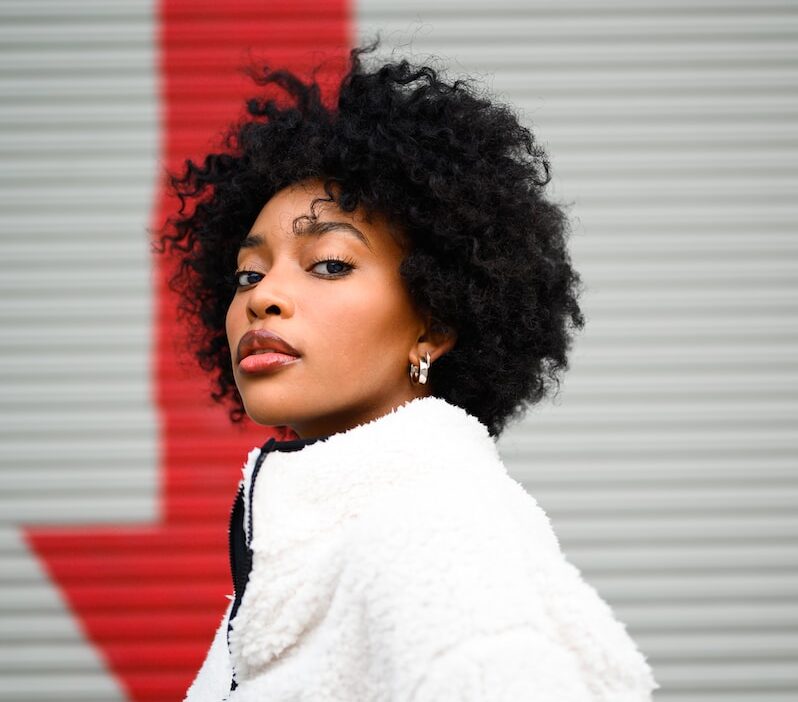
[225,178,450,439]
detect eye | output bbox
[309,255,356,278]
[233,270,263,288]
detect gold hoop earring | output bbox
[409,351,431,385]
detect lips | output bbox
[237,329,301,364]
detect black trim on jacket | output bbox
[227,434,325,691]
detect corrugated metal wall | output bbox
[355,1,798,700]
[0,0,157,700]
[1,0,795,700]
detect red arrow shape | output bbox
[25,2,349,700]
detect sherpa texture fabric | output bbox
[185,395,659,701]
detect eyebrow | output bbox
[239,220,372,252]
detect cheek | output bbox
[313,279,417,353]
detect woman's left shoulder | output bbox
[346,454,563,625]
[355,449,563,565]
[343,456,660,701]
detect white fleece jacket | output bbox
[185,395,659,701]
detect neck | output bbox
[289,387,431,440]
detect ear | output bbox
[411,318,457,366]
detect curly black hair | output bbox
[156,40,585,439]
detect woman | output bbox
[159,41,659,701]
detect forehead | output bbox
[239,217,372,252]
[240,179,408,256]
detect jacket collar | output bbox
[228,395,500,681]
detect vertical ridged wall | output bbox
[355,1,798,700]
[1,0,796,700]
[0,1,157,700]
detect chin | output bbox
[239,399,293,428]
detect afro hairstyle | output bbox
[156,40,586,439]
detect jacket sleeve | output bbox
[408,626,594,702]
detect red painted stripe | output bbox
[104,641,219,668]
[57,583,228,611]
[26,3,351,700]
[66,613,228,640]
[29,553,228,580]
[25,524,222,551]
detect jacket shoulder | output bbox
[351,453,563,579]
[343,460,659,701]
[344,460,563,646]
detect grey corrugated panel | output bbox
[575,208,795,225]
[532,488,798,515]
[0,308,150,323]
[0,469,168,492]
[0,326,155,343]
[0,498,157,524]
[0,270,155,288]
[0,644,118,670]
[0,138,155,153]
[507,434,798,457]
[357,1,798,699]
[0,80,159,102]
[0,214,159,231]
[591,573,798,600]
[0,22,154,43]
[360,45,797,64]
[0,678,125,702]
[643,662,798,688]
[0,409,162,431]
[358,5,798,26]
[0,530,126,700]
[624,635,798,661]
[563,544,798,571]
[575,230,798,245]
[358,0,796,12]
[0,0,153,14]
[0,612,199,638]
[512,458,798,481]
[0,162,157,180]
[597,634,793,659]
[0,51,156,69]
[645,666,798,693]
[1,240,153,256]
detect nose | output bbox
[245,265,295,321]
